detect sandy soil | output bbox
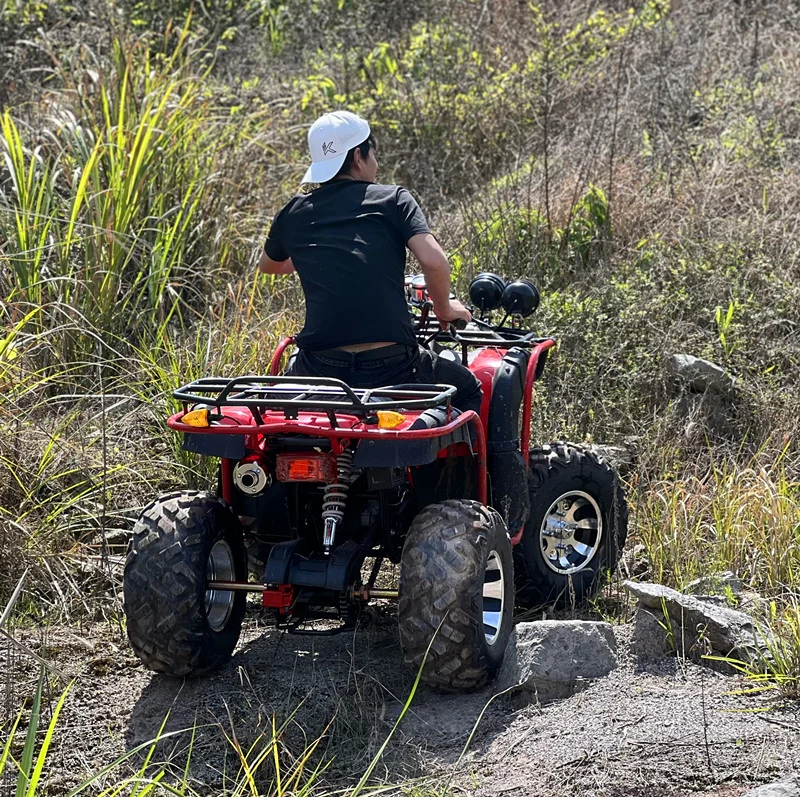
[2,604,798,797]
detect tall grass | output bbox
[0,277,301,612]
[635,454,800,595]
[0,19,287,612]
[0,23,274,371]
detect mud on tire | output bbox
[124,491,247,676]
[398,499,514,692]
[516,443,628,608]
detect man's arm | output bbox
[258,251,295,275]
[407,233,471,327]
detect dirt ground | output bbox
[2,602,798,797]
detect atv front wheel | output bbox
[516,443,628,608]
[398,500,514,692]
[124,491,247,676]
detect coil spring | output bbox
[321,450,355,522]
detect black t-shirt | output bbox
[264,180,430,349]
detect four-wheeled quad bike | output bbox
[123,274,628,692]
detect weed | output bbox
[708,597,800,701]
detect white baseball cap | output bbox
[302,110,371,184]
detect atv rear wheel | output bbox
[398,500,514,692]
[516,443,628,608]
[124,491,247,676]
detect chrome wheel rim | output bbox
[540,490,603,575]
[482,550,506,646]
[205,539,236,632]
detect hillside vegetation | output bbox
[1,0,800,758]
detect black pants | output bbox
[286,344,483,419]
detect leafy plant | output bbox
[564,184,610,267]
[715,299,739,357]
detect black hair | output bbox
[332,134,375,180]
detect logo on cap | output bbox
[322,141,337,156]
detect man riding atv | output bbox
[258,110,482,416]
[122,111,628,690]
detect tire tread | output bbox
[399,499,513,692]
[124,490,246,677]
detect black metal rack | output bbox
[413,315,550,365]
[173,376,457,421]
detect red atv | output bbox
[123,274,628,692]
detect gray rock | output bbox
[632,607,673,664]
[91,529,131,550]
[587,443,636,475]
[738,589,768,616]
[684,570,743,596]
[666,353,735,394]
[693,594,729,607]
[623,580,770,666]
[743,776,800,797]
[496,621,618,702]
[673,393,735,439]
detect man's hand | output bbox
[434,298,472,329]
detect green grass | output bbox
[1,24,276,374]
[705,596,800,700]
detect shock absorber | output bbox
[321,450,355,554]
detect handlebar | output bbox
[407,278,540,351]
[415,301,468,347]
[417,301,468,331]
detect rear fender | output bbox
[468,348,506,431]
[351,425,471,467]
[182,432,246,460]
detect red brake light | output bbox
[276,453,337,483]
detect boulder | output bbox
[743,777,800,797]
[666,353,735,394]
[624,580,771,666]
[632,605,673,664]
[496,621,618,702]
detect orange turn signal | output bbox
[377,410,406,429]
[276,453,337,483]
[182,408,210,427]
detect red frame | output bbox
[520,339,556,467]
[262,584,293,613]
[175,335,556,546]
[269,336,296,375]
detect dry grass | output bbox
[635,455,800,593]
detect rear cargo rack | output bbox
[173,376,456,419]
